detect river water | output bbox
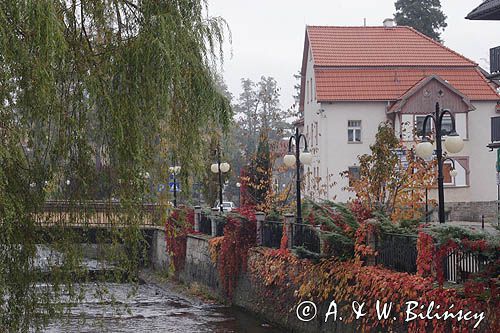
[43,282,284,333]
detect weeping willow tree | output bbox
[0,0,231,331]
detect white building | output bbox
[299,21,500,218]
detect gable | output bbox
[388,76,475,114]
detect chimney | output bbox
[383,18,395,28]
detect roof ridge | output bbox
[314,65,477,70]
[474,67,500,97]
[402,26,477,67]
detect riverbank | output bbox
[139,268,285,332]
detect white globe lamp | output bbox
[415,141,434,160]
[283,154,296,167]
[210,163,219,174]
[444,134,464,154]
[299,151,313,165]
[220,162,230,173]
[450,169,458,178]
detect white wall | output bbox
[305,100,388,202]
[442,101,497,202]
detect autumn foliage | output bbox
[215,207,256,297]
[164,207,194,273]
[345,122,436,222]
[248,247,498,332]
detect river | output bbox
[43,281,284,333]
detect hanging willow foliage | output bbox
[0,0,231,331]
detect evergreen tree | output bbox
[394,0,447,42]
[244,131,273,210]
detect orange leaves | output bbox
[246,246,495,332]
[208,236,224,264]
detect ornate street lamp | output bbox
[210,145,230,212]
[415,102,464,223]
[169,165,181,207]
[284,127,313,224]
[236,182,241,206]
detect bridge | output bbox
[32,200,170,272]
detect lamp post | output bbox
[236,182,241,207]
[415,102,464,223]
[283,127,313,224]
[169,165,181,207]
[210,145,230,212]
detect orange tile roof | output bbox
[304,26,499,102]
[307,26,475,67]
[315,68,499,101]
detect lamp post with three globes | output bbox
[415,102,464,223]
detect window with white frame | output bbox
[415,116,432,138]
[444,157,469,187]
[348,120,362,142]
[415,114,454,138]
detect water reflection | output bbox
[44,283,284,333]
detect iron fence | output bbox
[444,249,490,283]
[375,233,418,273]
[261,220,283,249]
[292,223,321,253]
[35,200,162,226]
[199,212,212,235]
[215,217,226,236]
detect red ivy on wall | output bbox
[249,247,498,332]
[416,231,435,278]
[216,206,256,298]
[164,207,194,273]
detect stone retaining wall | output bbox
[179,234,220,294]
[179,235,357,333]
[444,201,499,222]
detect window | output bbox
[440,115,453,136]
[306,81,309,104]
[348,120,362,142]
[348,166,360,186]
[314,121,318,146]
[415,116,432,137]
[310,78,313,102]
[443,162,453,185]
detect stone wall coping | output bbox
[187,233,212,241]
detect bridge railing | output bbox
[34,200,164,227]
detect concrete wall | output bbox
[149,228,170,271]
[179,234,220,293]
[179,235,359,333]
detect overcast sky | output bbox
[208,0,498,111]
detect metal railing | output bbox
[444,249,490,283]
[199,212,212,235]
[261,220,283,249]
[214,216,226,236]
[375,233,418,273]
[34,200,162,227]
[291,223,321,253]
